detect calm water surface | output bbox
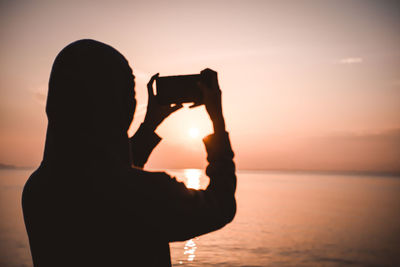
[1,169,399,267]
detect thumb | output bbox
[189,102,202,109]
[169,103,184,113]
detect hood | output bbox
[43,39,135,166]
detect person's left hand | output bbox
[143,73,183,131]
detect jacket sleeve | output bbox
[129,123,162,168]
[138,131,236,242]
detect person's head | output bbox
[44,39,136,162]
[47,39,136,140]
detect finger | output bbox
[197,81,208,91]
[147,73,159,97]
[147,73,159,87]
[189,102,202,109]
[211,71,219,89]
[200,69,219,91]
[169,103,183,113]
[200,68,216,75]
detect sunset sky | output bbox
[0,0,399,173]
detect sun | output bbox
[188,127,199,138]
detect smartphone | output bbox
[156,74,202,105]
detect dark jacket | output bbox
[22,40,236,267]
[22,124,236,267]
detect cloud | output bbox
[237,128,400,173]
[29,88,47,106]
[338,57,363,64]
[389,79,400,88]
[306,128,400,173]
[33,91,47,103]
[320,128,400,141]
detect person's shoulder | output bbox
[24,163,50,186]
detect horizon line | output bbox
[1,163,399,177]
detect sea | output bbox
[1,169,399,267]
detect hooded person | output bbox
[22,39,236,267]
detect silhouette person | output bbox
[22,39,236,267]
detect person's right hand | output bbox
[190,68,226,133]
[143,73,183,131]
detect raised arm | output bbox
[133,69,236,241]
[165,68,236,240]
[129,123,161,168]
[130,74,182,168]
[163,130,236,241]
[116,69,235,241]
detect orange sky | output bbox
[0,0,399,173]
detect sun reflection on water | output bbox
[180,169,202,263]
[183,239,197,262]
[184,169,201,190]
